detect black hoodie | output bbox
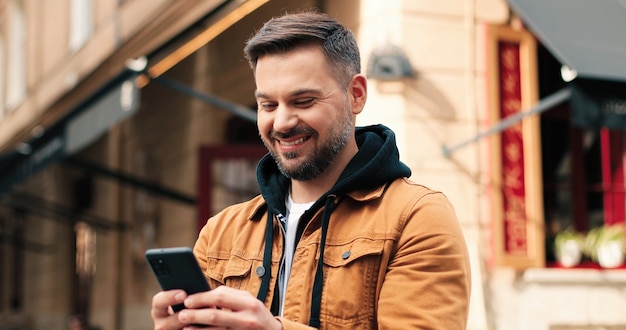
[255,124,411,327]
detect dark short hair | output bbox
[244,11,361,88]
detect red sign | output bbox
[488,25,544,269]
[498,42,528,255]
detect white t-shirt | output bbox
[281,194,314,314]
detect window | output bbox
[197,145,266,233]
[539,45,626,265]
[69,0,93,51]
[5,0,26,111]
[487,25,625,270]
[73,221,96,323]
[543,114,626,261]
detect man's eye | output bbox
[258,102,277,111]
[294,98,315,107]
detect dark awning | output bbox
[0,71,139,196]
[507,0,626,83]
[444,1,626,156]
[507,0,626,130]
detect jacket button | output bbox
[341,251,351,259]
[255,266,266,277]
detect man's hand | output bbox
[179,286,283,329]
[151,289,188,329]
[151,286,283,330]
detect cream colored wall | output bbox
[357,0,507,204]
[26,0,69,88]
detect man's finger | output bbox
[152,290,187,317]
[185,285,254,311]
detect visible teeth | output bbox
[281,137,306,146]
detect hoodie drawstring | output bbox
[308,195,337,328]
[256,211,274,304]
[256,196,338,327]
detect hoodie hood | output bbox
[256,124,411,213]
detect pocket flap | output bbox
[322,238,385,267]
[206,254,252,283]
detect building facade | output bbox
[0,0,625,329]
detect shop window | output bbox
[195,117,264,231]
[538,41,626,267]
[488,25,626,270]
[543,109,626,264]
[197,145,266,233]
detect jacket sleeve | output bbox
[194,222,210,278]
[193,218,224,290]
[377,191,471,329]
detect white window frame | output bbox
[69,0,93,52]
[5,0,26,112]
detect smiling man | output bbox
[150,11,471,330]
[255,44,362,200]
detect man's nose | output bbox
[273,105,298,133]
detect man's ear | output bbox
[349,74,367,115]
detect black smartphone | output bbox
[145,247,210,312]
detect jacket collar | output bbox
[247,182,389,222]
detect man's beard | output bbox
[263,110,352,181]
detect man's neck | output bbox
[290,175,336,204]
[289,141,358,203]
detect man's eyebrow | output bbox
[255,88,322,99]
[290,88,322,96]
[254,90,269,99]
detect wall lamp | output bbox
[366,44,415,81]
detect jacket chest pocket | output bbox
[205,253,262,295]
[320,238,385,328]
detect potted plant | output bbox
[554,227,585,267]
[584,225,626,268]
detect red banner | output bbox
[498,42,528,255]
